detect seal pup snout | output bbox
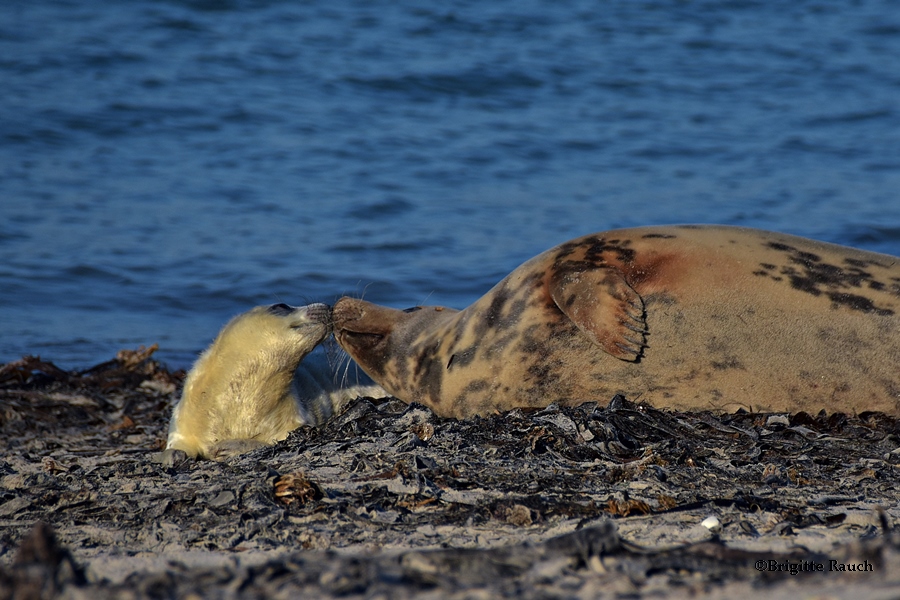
[281,302,332,336]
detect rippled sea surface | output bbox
[2,1,899,369]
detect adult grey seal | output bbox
[162,303,386,461]
[332,226,900,418]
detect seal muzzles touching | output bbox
[333,225,900,418]
[161,302,386,462]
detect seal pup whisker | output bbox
[158,302,387,463]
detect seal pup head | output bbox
[163,302,330,461]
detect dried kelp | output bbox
[2,351,900,599]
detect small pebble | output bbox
[766,415,790,427]
[701,515,721,532]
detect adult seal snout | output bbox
[333,225,900,418]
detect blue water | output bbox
[2,1,900,370]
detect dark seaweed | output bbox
[2,351,900,599]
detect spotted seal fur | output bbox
[161,303,386,461]
[333,225,900,418]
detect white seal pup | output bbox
[161,302,386,462]
[333,226,900,418]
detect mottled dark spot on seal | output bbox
[463,379,489,393]
[413,351,444,407]
[553,237,591,261]
[797,250,821,263]
[451,379,491,414]
[505,297,528,326]
[844,257,895,270]
[522,271,543,286]
[642,233,677,239]
[553,235,637,270]
[515,324,546,355]
[644,292,677,307]
[484,287,510,329]
[711,357,745,370]
[450,314,472,347]
[391,345,411,384]
[485,330,522,357]
[705,337,729,354]
[525,361,561,395]
[780,266,822,296]
[766,241,895,315]
[593,239,636,265]
[827,292,892,316]
[767,242,793,253]
[447,346,477,371]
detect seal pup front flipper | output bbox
[548,267,647,361]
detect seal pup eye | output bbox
[267,303,295,316]
[403,306,423,313]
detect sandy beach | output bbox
[2,347,899,599]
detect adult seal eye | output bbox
[267,303,294,316]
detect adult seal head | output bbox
[332,225,900,418]
[162,302,385,462]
